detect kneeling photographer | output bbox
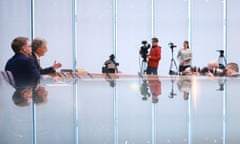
[102,54,119,73]
[206,62,239,77]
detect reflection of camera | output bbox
[139,41,151,62]
[168,42,177,49]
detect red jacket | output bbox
[148,45,161,68]
[149,79,162,96]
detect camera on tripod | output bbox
[168,42,177,49]
[168,41,178,75]
[139,41,151,62]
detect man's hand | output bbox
[53,60,62,70]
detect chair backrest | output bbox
[0,71,15,87]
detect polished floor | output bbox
[0,74,240,144]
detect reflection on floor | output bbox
[0,73,240,144]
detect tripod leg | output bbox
[173,59,178,71]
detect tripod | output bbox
[169,48,178,75]
[140,59,148,75]
[169,76,177,98]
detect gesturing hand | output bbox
[53,60,62,70]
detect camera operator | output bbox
[177,41,192,72]
[102,54,119,73]
[146,37,161,75]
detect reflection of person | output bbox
[177,76,192,100]
[31,38,62,74]
[12,87,32,107]
[5,37,40,87]
[146,38,161,75]
[103,54,119,73]
[33,85,48,105]
[140,80,151,101]
[148,76,161,103]
[208,62,239,77]
[177,41,192,72]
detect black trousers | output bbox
[179,65,191,72]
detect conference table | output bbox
[0,72,240,144]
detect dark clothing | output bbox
[179,65,191,72]
[5,53,40,88]
[32,53,55,74]
[103,59,119,73]
[146,66,158,75]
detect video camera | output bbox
[168,42,177,49]
[139,41,151,62]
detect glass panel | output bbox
[0,81,33,144]
[156,78,188,143]
[117,0,152,74]
[0,0,31,70]
[118,80,152,143]
[34,0,73,69]
[0,1,32,143]
[78,80,114,143]
[155,0,189,75]
[227,79,240,143]
[35,84,74,143]
[191,0,224,68]
[226,0,240,65]
[77,0,113,73]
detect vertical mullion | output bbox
[188,0,192,144]
[223,0,227,143]
[113,1,118,144]
[72,0,79,144]
[30,0,36,144]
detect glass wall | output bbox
[77,0,113,73]
[117,0,152,74]
[0,0,31,70]
[34,0,73,69]
[191,0,224,67]
[155,0,189,76]
[0,0,239,75]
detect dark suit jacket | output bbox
[32,53,55,74]
[5,53,40,87]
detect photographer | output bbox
[146,38,161,75]
[102,54,119,73]
[207,62,239,77]
[177,41,192,72]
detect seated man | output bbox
[5,37,40,87]
[31,38,62,74]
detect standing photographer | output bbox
[177,40,192,72]
[146,38,161,75]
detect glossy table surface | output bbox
[0,73,240,144]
